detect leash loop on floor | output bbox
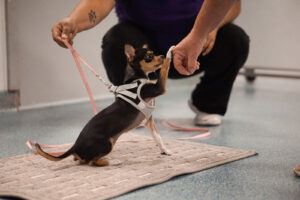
[160,120,210,139]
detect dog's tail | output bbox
[35,143,74,161]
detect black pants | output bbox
[101,22,250,115]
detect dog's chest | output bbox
[139,118,148,127]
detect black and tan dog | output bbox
[35,44,172,166]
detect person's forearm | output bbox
[190,0,238,40]
[68,0,115,32]
[215,0,241,30]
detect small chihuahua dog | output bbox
[35,44,172,166]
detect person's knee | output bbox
[233,26,250,64]
[101,23,132,85]
[102,22,128,49]
[101,22,153,85]
[102,22,152,50]
[221,24,250,69]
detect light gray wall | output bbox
[6,0,117,108]
[0,0,7,91]
[235,0,300,68]
[6,0,300,108]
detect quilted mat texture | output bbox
[0,133,257,200]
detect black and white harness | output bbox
[108,47,175,120]
[110,79,156,120]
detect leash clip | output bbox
[108,85,118,94]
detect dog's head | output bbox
[124,44,164,79]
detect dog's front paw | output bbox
[161,149,172,156]
[166,46,175,59]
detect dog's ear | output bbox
[142,44,148,49]
[124,44,135,62]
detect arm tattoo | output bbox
[88,10,97,24]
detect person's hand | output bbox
[172,32,205,75]
[52,18,78,48]
[202,29,218,56]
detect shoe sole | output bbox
[188,100,221,126]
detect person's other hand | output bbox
[172,32,204,75]
[52,18,78,48]
[202,29,217,56]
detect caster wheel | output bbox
[246,75,256,82]
[244,68,256,82]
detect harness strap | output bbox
[116,79,155,120]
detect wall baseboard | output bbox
[19,94,114,111]
[0,90,20,112]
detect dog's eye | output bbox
[144,54,154,63]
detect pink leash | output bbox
[26,40,210,155]
[63,40,99,115]
[160,120,210,140]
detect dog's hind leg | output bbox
[146,116,172,155]
[88,141,113,166]
[73,154,85,164]
[88,156,110,166]
[89,158,109,166]
[96,158,109,166]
